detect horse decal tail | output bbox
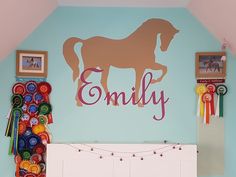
[63,37,83,81]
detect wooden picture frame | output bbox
[16,50,48,78]
[195,52,226,79]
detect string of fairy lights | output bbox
[67,141,188,161]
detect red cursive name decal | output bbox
[78,68,169,121]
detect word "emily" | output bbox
[77,68,169,121]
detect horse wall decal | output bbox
[63,18,179,106]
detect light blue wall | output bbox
[0,7,236,177]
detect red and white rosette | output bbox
[206,83,216,116]
[37,82,52,102]
[12,82,26,95]
[202,92,212,124]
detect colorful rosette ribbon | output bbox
[206,83,216,116]
[196,84,207,118]
[216,84,227,118]
[202,92,212,124]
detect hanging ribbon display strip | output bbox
[195,83,227,124]
[5,81,53,177]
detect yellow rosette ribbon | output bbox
[196,84,207,118]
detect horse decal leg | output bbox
[134,68,145,107]
[150,63,167,84]
[100,66,118,106]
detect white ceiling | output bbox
[58,0,192,7]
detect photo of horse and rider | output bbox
[195,52,226,79]
[199,55,223,74]
[16,50,48,78]
[22,56,42,71]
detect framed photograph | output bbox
[16,50,48,78]
[195,52,226,79]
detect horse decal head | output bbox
[160,29,179,52]
[63,18,179,107]
[142,19,179,51]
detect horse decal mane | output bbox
[63,18,179,106]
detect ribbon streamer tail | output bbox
[219,94,224,117]
[6,107,12,119]
[210,95,215,115]
[5,113,13,137]
[48,113,53,124]
[200,95,204,118]
[215,95,220,117]
[8,123,15,155]
[197,97,200,117]
[204,104,206,124]
[206,102,210,124]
